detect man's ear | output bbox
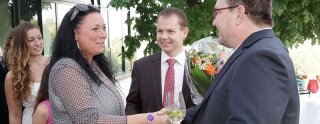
[182,27,189,39]
[236,5,247,25]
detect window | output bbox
[42,3,56,55]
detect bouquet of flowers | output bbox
[186,36,231,101]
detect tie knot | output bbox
[167,58,176,66]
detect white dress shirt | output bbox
[161,50,185,100]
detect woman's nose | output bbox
[100,29,107,39]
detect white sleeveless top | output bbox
[22,82,40,124]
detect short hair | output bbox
[227,0,273,27]
[157,7,188,29]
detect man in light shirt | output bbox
[126,7,195,115]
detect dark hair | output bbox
[34,65,50,112]
[47,4,116,85]
[157,7,188,29]
[227,0,273,27]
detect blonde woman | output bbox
[5,22,49,124]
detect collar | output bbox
[231,27,273,54]
[161,50,186,65]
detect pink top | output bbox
[41,99,52,124]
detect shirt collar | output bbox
[231,27,272,55]
[161,50,186,66]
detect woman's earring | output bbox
[76,42,80,48]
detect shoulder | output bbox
[43,56,50,65]
[5,71,13,83]
[237,43,290,71]
[4,71,13,88]
[250,34,284,51]
[52,58,79,69]
[134,52,161,65]
[50,58,82,76]
[50,58,86,79]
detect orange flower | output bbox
[193,56,200,64]
[205,64,215,76]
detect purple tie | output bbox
[163,58,176,107]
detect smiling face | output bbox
[27,28,43,56]
[75,12,107,59]
[156,15,189,57]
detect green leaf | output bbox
[190,66,212,95]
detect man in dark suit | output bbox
[126,7,195,115]
[183,0,300,124]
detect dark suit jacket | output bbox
[183,29,300,124]
[126,52,195,115]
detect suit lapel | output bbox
[200,44,244,102]
[150,52,163,108]
[191,29,276,120]
[182,71,192,106]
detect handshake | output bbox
[129,107,185,124]
[147,107,186,124]
[152,108,169,124]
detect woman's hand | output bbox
[157,108,167,116]
[152,108,168,124]
[127,108,169,124]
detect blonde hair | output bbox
[6,22,39,102]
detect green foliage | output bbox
[20,0,40,22]
[110,0,320,60]
[0,0,12,49]
[273,0,320,48]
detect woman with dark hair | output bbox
[46,4,167,123]
[5,22,49,124]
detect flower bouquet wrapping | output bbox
[185,36,231,104]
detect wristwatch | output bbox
[147,113,154,124]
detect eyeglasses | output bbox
[213,5,239,18]
[70,4,99,21]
